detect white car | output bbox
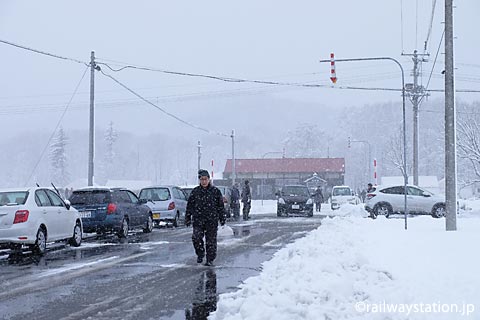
[0,187,82,254]
[365,184,446,218]
[138,185,188,227]
[330,186,360,210]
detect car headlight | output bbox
[306,198,313,205]
[278,198,285,204]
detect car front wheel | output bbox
[431,204,446,218]
[374,203,392,218]
[70,222,82,247]
[143,215,153,233]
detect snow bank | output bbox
[211,207,480,320]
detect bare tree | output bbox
[457,111,480,184]
[383,126,409,178]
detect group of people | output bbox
[229,180,252,221]
[184,169,252,266]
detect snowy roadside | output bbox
[211,204,480,320]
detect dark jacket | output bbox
[241,184,251,203]
[230,186,240,203]
[186,184,225,226]
[314,188,324,202]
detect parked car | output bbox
[276,185,313,217]
[178,185,197,200]
[0,187,82,254]
[69,187,153,237]
[365,184,446,218]
[138,186,188,227]
[330,185,360,210]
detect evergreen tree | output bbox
[50,127,69,186]
[103,121,118,180]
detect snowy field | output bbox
[212,201,480,320]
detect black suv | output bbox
[69,187,153,237]
[276,185,314,217]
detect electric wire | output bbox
[24,66,90,186]
[418,29,445,105]
[0,39,88,66]
[99,69,230,137]
[400,0,405,53]
[97,62,335,89]
[424,0,438,52]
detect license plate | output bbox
[80,211,91,218]
[153,213,160,219]
[292,204,300,209]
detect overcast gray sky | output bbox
[1,0,479,139]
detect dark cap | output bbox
[367,183,373,187]
[245,180,249,184]
[198,169,210,179]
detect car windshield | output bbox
[139,188,170,201]
[69,190,110,205]
[332,187,352,196]
[0,191,28,206]
[181,188,193,198]
[282,186,309,197]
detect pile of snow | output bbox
[217,225,234,238]
[327,203,369,217]
[211,206,480,319]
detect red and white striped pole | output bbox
[373,158,377,185]
[330,53,337,84]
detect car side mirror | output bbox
[138,198,148,204]
[64,199,71,210]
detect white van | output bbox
[330,185,360,210]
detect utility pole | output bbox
[403,50,429,186]
[197,141,202,172]
[445,0,457,231]
[231,129,236,185]
[88,51,96,186]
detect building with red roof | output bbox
[223,157,345,199]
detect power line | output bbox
[99,69,230,137]
[24,66,89,186]
[424,0,438,52]
[0,39,88,66]
[97,61,336,89]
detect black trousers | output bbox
[192,223,218,262]
[242,202,251,219]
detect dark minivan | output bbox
[276,185,314,217]
[69,187,153,237]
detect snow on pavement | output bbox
[211,204,480,320]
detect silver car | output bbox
[365,184,446,218]
[138,186,188,227]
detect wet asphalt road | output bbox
[0,212,326,320]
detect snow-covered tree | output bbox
[50,127,69,186]
[102,121,118,181]
[283,124,330,158]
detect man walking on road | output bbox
[185,169,226,266]
[241,180,252,220]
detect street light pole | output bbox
[261,151,284,206]
[320,56,408,229]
